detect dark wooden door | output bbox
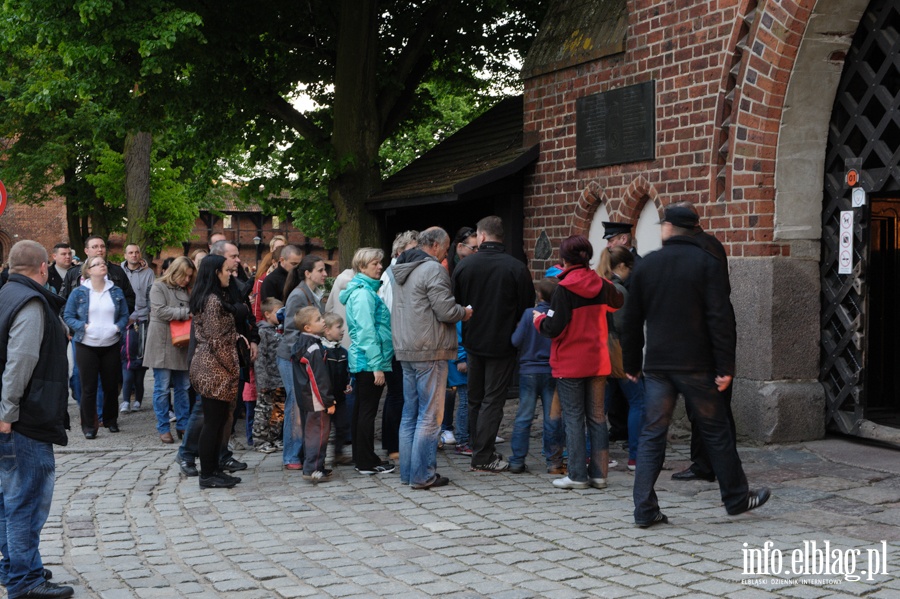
[867,199,900,422]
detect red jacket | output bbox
[534,265,623,378]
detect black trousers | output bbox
[467,353,516,466]
[199,396,231,478]
[76,342,121,433]
[382,358,404,453]
[353,371,384,470]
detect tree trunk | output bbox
[63,167,85,252]
[331,0,383,268]
[124,130,152,249]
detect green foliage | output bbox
[85,143,198,255]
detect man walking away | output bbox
[0,240,75,599]
[622,203,769,528]
[452,216,534,472]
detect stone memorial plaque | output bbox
[576,80,655,169]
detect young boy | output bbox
[321,312,352,465]
[509,278,565,474]
[253,297,286,454]
[290,306,336,482]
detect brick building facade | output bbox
[521,0,899,443]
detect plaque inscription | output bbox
[576,80,655,169]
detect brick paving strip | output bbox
[40,398,900,598]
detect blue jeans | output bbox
[557,376,608,482]
[510,373,563,469]
[454,385,469,446]
[152,368,190,434]
[605,376,645,461]
[634,372,749,523]
[278,356,304,466]
[0,431,55,598]
[399,361,448,485]
[122,366,147,406]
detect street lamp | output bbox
[253,235,262,271]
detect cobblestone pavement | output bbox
[38,397,900,599]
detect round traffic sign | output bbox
[846,169,859,187]
[0,179,6,218]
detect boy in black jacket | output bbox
[290,306,336,482]
[322,312,352,465]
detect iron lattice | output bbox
[821,0,900,433]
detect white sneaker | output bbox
[440,430,457,446]
[608,459,618,468]
[589,477,608,489]
[169,411,177,423]
[119,401,130,413]
[552,476,589,489]
[131,400,141,411]
[495,435,506,444]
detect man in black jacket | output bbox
[622,203,769,528]
[452,216,534,472]
[259,244,302,304]
[0,241,75,599]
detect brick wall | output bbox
[523,0,816,273]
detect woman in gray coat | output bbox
[144,256,195,443]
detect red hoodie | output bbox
[534,265,624,378]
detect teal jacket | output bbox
[339,273,393,373]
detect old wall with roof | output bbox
[520,0,865,443]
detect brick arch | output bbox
[571,180,608,235]
[622,176,661,222]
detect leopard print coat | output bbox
[190,293,239,402]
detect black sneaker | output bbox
[508,463,529,474]
[177,458,199,477]
[303,469,334,483]
[214,470,242,484]
[635,512,669,528]
[199,473,237,489]
[411,474,450,490]
[471,455,509,472]
[219,458,248,472]
[730,488,771,515]
[18,580,74,598]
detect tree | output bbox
[2,1,545,263]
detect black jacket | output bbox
[621,234,736,376]
[0,274,70,445]
[452,242,534,358]
[61,261,136,313]
[260,265,289,304]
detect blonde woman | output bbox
[63,256,130,438]
[144,256,196,443]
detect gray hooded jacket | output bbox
[390,249,466,362]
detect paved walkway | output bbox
[39,398,900,598]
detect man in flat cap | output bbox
[621,202,769,527]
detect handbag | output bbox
[170,319,191,348]
[607,336,626,379]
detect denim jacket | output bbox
[63,282,130,344]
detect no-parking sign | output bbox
[0,179,7,218]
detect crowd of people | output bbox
[0,205,772,598]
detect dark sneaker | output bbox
[333,454,353,465]
[411,474,450,490]
[730,488,771,515]
[635,512,669,528]
[303,469,334,483]
[508,463,529,474]
[199,473,237,489]
[471,456,509,472]
[374,461,395,474]
[219,458,248,472]
[671,467,715,482]
[214,470,241,484]
[19,580,74,598]
[177,458,199,477]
